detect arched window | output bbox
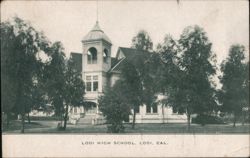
[103,49,108,63]
[87,47,97,64]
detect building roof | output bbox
[110,47,151,72]
[110,58,126,72]
[70,47,151,75]
[70,52,82,72]
[82,21,112,44]
[111,57,120,68]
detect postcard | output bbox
[1,0,249,157]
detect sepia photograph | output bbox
[1,0,249,157]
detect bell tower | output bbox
[82,21,112,103]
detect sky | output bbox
[1,0,249,63]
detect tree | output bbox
[1,75,17,126]
[62,58,85,130]
[128,30,156,128]
[1,17,50,133]
[242,61,249,125]
[132,30,153,52]
[156,34,180,90]
[44,42,86,130]
[99,80,131,133]
[1,18,21,127]
[29,77,47,123]
[219,44,248,127]
[44,42,66,123]
[169,25,217,131]
[155,34,180,122]
[120,61,143,129]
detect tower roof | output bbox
[82,21,112,44]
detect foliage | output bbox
[219,44,249,126]
[120,60,143,129]
[1,16,85,132]
[1,16,50,132]
[151,34,182,122]
[30,82,47,111]
[243,61,249,109]
[155,34,180,93]
[43,42,66,118]
[64,58,85,107]
[191,114,225,125]
[167,25,217,130]
[132,30,153,52]
[44,43,85,130]
[62,58,85,130]
[99,80,131,133]
[129,30,157,128]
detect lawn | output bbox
[2,120,50,132]
[2,121,250,134]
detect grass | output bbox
[124,123,250,134]
[2,120,250,134]
[2,120,49,132]
[29,116,61,121]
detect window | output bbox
[152,105,158,113]
[87,47,97,64]
[93,75,98,80]
[93,81,98,91]
[86,82,91,91]
[146,105,151,113]
[85,75,99,92]
[93,75,98,91]
[103,49,108,63]
[86,76,92,91]
[86,76,91,80]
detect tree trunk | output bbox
[6,112,10,127]
[27,112,31,124]
[61,113,63,125]
[233,113,237,127]
[162,91,165,124]
[60,106,64,125]
[21,114,25,133]
[63,104,69,130]
[132,107,136,129]
[162,103,165,124]
[242,112,245,126]
[187,113,191,132]
[186,107,191,132]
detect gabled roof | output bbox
[82,21,112,44]
[110,57,126,72]
[111,57,120,68]
[110,47,151,72]
[70,52,82,72]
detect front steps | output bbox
[76,114,106,125]
[77,114,95,125]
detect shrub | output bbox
[99,81,131,133]
[107,124,125,133]
[192,114,225,125]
